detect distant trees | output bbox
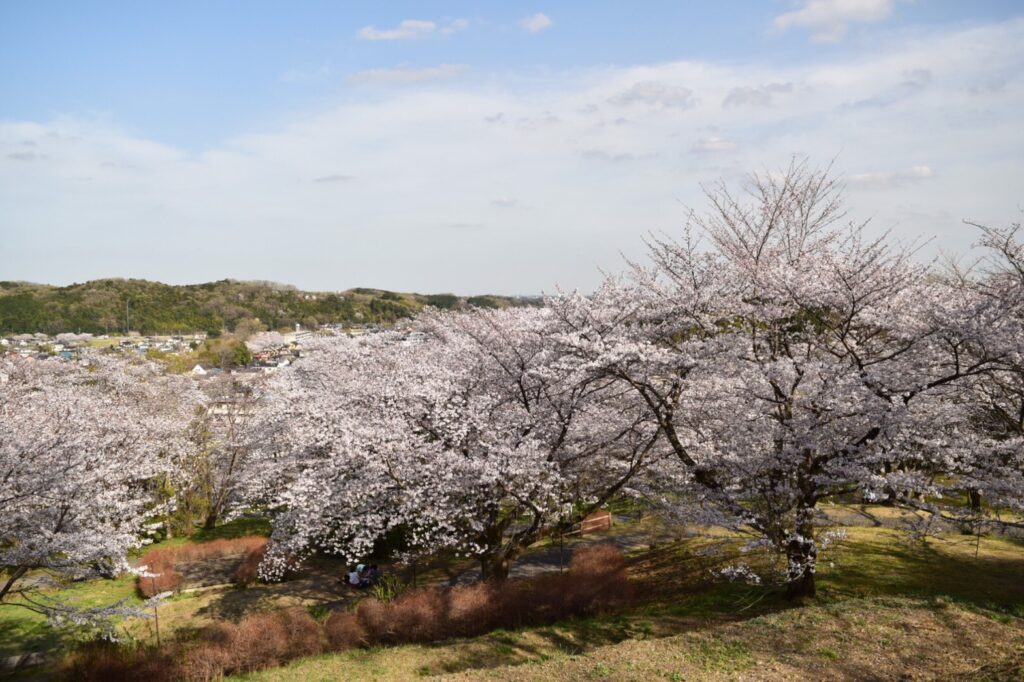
[0,280,491,335]
[423,293,458,309]
[233,317,268,340]
[232,342,254,367]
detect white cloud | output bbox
[520,13,553,33]
[722,83,794,108]
[848,68,931,107]
[608,81,695,109]
[774,0,895,43]
[579,149,650,163]
[357,18,468,41]
[349,64,468,85]
[692,136,738,153]
[312,174,354,183]
[846,165,934,189]
[2,19,1021,294]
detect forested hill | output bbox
[0,279,538,335]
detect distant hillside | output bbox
[0,279,539,335]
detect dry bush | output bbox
[138,560,183,598]
[233,544,267,586]
[520,573,572,624]
[446,581,496,637]
[388,588,447,643]
[566,544,631,614]
[275,607,324,658]
[139,536,267,568]
[83,543,632,682]
[176,644,233,682]
[325,610,367,651]
[62,642,173,682]
[137,536,268,595]
[488,577,537,629]
[354,597,393,643]
[228,612,290,672]
[569,543,627,577]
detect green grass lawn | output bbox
[0,573,140,659]
[0,517,273,659]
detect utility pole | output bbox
[125,298,130,335]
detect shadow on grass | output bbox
[820,531,1024,615]
[412,529,1024,678]
[191,561,354,622]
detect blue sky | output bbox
[2,1,1023,293]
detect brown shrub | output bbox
[137,536,268,595]
[338,544,630,648]
[62,642,173,682]
[521,573,572,624]
[275,607,324,658]
[569,543,627,577]
[388,588,447,643]
[233,544,267,586]
[138,560,183,598]
[227,612,290,673]
[488,577,537,629]
[183,609,320,677]
[325,610,367,651]
[446,581,496,637]
[176,644,233,682]
[354,597,392,643]
[94,542,633,682]
[567,544,631,614]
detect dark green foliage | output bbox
[466,295,501,309]
[232,342,253,367]
[423,293,459,309]
[0,279,540,334]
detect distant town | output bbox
[0,322,426,378]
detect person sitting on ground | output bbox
[347,565,362,588]
[356,563,371,588]
[367,564,381,585]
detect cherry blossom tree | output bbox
[246,311,659,581]
[0,353,200,625]
[177,374,266,532]
[548,160,1000,598]
[925,221,1024,526]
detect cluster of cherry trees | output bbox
[1,354,201,625]
[2,162,1021,626]
[245,162,1022,597]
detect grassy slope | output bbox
[0,518,272,659]
[232,527,1024,681]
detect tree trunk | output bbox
[784,532,817,600]
[480,553,511,582]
